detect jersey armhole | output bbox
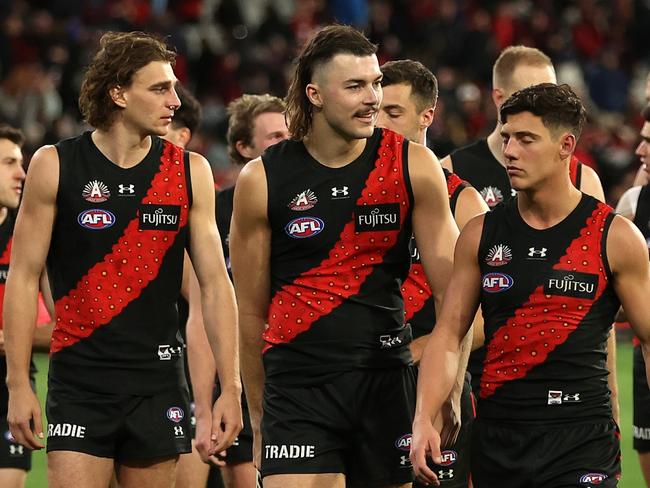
[601,210,616,282]
[184,150,193,208]
[53,144,64,207]
[401,139,415,209]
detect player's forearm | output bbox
[32,323,53,351]
[239,312,266,428]
[449,326,472,404]
[606,329,620,424]
[4,275,39,388]
[410,335,430,365]
[202,280,241,394]
[415,328,461,422]
[187,315,218,417]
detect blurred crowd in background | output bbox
[1,0,650,201]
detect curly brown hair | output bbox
[79,31,177,130]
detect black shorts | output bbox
[414,373,475,488]
[46,379,192,462]
[0,375,35,471]
[214,382,253,464]
[633,345,650,452]
[261,366,416,487]
[471,418,620,488]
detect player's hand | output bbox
[194,409,226,467]
[0,329,5,354]
[7,384,44,450]
[439,397,462,448]
[209,388,243,455]
[410,415,442,486]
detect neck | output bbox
[303,116,368,168]
[91,124,153,168]
[0,207,7,226]
[486,124,505,167]
[516,172,582,229]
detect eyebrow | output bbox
[500,130,539,139]
[149,80,177,89]
[345,74,383,84]
[382,104,405,111]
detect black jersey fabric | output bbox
[48,132,191,394]
[262,128,414,385]
[216,186,234,274]
[476,194,619,423]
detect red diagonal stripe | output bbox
[51,142,189,353]
[444,170,465,200]
[264,130,409,351]
[480,203,612,399]
[0,237,12,265]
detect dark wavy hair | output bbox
[285,25,377,141]
[500,83,586,139]
[381,59,438,113]
[0,125,24,147]
[79,31,176,130]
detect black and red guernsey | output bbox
[451,139,584,391]
[0,210,13,328]
[262,128,414,385]
[402,169,469,339]
[48,132,191,394]
[477,194,619,422]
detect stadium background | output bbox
[1,0,649,486]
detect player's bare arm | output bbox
[229,157,270,468]
[187,151,242,454]
[411,215,484,486]
[185,266,222,465]
[607,215,650,387]
[439,154,453,173]
[4,145,59,450]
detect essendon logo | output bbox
[480,186,504,207]
[78,209,116,230]
[482,272,513,293]
[485,244,512,266]
[355,203,400,232]
[544,270,598,299]
[285,216,324,239]
[439,450,457,466]
[288,189,317,211]
[138,205,181,231]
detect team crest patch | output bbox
[480,186,503,207]
[485,244,512,266]
[289,189,317,211]
[82,180,110,203]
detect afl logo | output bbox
[482,272,514,293]
[166,407,184,423]
[579,473,607,484]
[78,209,116,230]
[439,450,457,466]
[285,216,324,239]
[394,434,412,451]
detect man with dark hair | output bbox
[412,83,650,487]
[378,59,487,487]
[3,31,241,488]
[231,25,459,488]
[614,103,650,486]
[0,124,54,488]
[439,46,618,425]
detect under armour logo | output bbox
[528,247,547,258]
[563,393,581,402]
[9,444,23,455]
[331,186,349,197]
[174,426,184,436]
[118,184,135,194]
[437,469,454,479]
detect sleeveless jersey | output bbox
[262,128,414,385]
[402,169,469,339]
[216,186,234,274]
[631,185,650,347]
[48,132,191,394]
[0,210,14,328]
[477,194,619,422]
[451,139,584,390]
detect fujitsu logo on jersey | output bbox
[288,189,317,211]
[545,270,597,299]
[409,237,420,263]
[139,205,181,231]
[485,244,512,266]
[82,180,110,202]
[355,203,400,232]
[285,216,324,238]
[78,209,116,230]
[482,272,514,293]
[480,186,503,207]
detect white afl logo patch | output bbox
[285,216,324,238]
[78,209,116,230]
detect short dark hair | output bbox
[0,124,24,147]
[285,25,377,140]
[381,59,438,112]
[500,83,586,139]
[226,94,286,165]
[79,31,177,130]
[643,104,650,122]
[171,84,202,134]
